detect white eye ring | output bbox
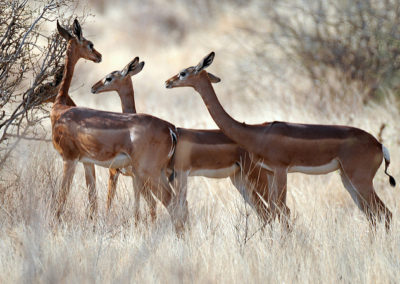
[104,77,112,85]
[179,72,186,80]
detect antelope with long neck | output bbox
[165,52,396,229]
[51,20,185,230]
[91,58,274,222]
[90,57,161,217]
[52,19,101,219]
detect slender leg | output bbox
[147,174,186,233]
[340,152,392,230]
[140,182,158,223]
[230,174,257,210]
[230,172,251,201]
[83,163,97,219]
[107,169,120,211]
[372,191,392,230]
[230,170,272,226]
[251,181,271,223]
[271,168,290,226]
[243,161,273,222]
[132,177,144,225]
[343,173,392,230]
[173,171,189,225]
[56,160,77,220]
[132,175,161,225]
[162,175,187,232]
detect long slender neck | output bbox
[117,79,136,113]
[193,72,259,150]
[54,43,78,106]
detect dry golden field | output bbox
[1,1,400,283]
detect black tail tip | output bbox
[389,176,396,187]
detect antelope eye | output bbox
[88,43,94,49]
[179,71,186,78]
[105,77,112,82]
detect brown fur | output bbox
[166,52,395,229]
[52,21,184,230]
[91,60,272,223]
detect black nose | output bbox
[91,87,96,94]
[165,81,172,89]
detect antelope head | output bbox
[57,19,102,63]
[91,57,144,94]
[165,51,221,89]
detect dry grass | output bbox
[1,0,400,283]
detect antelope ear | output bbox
[208,72,221,83]
[128,61,145,77]
[195,51,215,73]
[57,20,72,41]
[121,57,139,77]
[72,18,83,41]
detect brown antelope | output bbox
[90,57,162,219]
[91,58,273,222]
[39,62,101,219]
[165,51,396,229]
[52,19,185,230]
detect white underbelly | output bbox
[257,159,340,175]
[80,153,131,169]
[190,164,239,178]
[288,159,339,174]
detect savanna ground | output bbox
[1,0,400,282]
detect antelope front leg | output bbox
[142,188,157,223]
[107,169,120,212]
[83,163,97,219]
[56,160,77,220]
[131,176,145,225]
[150,175,186,233]
[270,168,290,224]
[172,171,189,225]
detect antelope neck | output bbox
[55,44,78,106]
[117,80,136,113]
[193,72,259,150]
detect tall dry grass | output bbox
[1,0,400,282]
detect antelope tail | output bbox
[382,145,396,187]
